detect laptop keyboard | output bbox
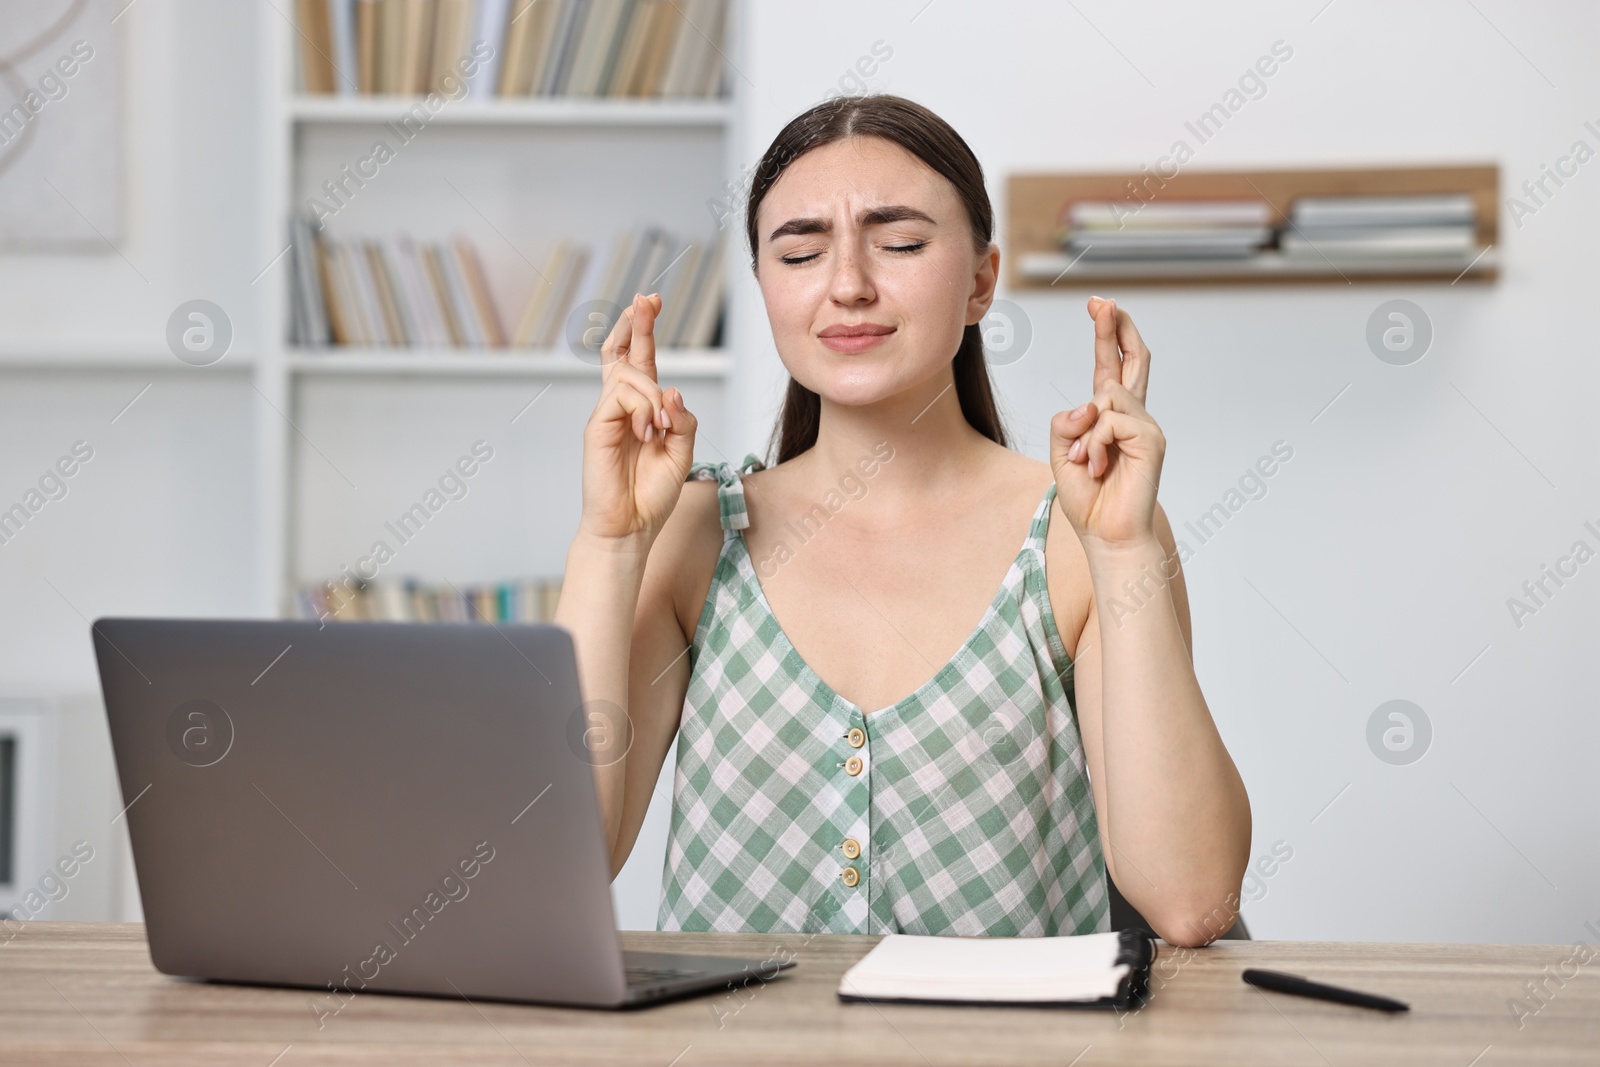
[625,965,706,985]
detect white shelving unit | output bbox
[287,95,735,127]
[0,347,256,371]
[256,6,742,618]
[286,349,729,378]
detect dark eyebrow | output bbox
[768,217,829,241]
[767,205,937,242]
[860,205,937,229]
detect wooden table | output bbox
[1,923,1595,1065]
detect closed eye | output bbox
[780,241,926,266]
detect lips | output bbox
[818,323,895,353]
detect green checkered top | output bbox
[657,453,1109,936]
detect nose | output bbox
[828,241,875,306]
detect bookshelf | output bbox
[1007,164,1500,288]
[288,95,735,126]
[0,347,256,371]
[257,2,742,618]
[286,349,729,377]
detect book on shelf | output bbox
[1059,198,1274,260]
[1279,224,1477,259]
[497,0,553,95]
[395,0,433,95]
[465,0,509,95]
[430,0,477,91]
[289,217,726,352]
[295,0,340,93]
[1065,227,1272,260]
[295,0,729,99]
[353,0,376,93]
[289,225,506,348]
[1288,193,1476,229]
[298,574,562,623]
[512,240,587,347]
[546,226,725,349]
[1064,199,1274,231]
[507,227,726,350]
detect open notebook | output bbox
[837,929,1156,1009]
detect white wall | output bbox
[724,0,1600,944]
[0,0,265,920]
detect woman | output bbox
[556,94,1250,947]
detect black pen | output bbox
[1242,968,1410,1012]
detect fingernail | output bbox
[1072,402,1089,418]
[662,407,672,429]
[645,424,654,442]
[1068,439,1084,461]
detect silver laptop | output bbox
[91,617,792,1009]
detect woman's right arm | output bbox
[552,291,699,876]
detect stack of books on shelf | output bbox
[289,221,506,347]
[1280,193,1479,260]
[289,218,725,351]
[1059,200,1275,260]
[1017,188,1491,282]
[297,574,562,623]
[512,225,725,349]
[294,0,729,99]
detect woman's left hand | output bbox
[1049,296,1165,553]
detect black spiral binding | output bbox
[1109,927,1157,1010]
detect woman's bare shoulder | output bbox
[1009,454,1095,654]
[649,476,727,644]
[657,460,792,640]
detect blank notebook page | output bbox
[838,931,1131,1003]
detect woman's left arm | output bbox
[1049,296,1252,948]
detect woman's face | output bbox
[753,135,998,408]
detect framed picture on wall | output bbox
[0,0,122,250]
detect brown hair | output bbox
[744,94,1009,465]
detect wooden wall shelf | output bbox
[1006,164,1500,288]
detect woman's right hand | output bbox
[578,292,699,543]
